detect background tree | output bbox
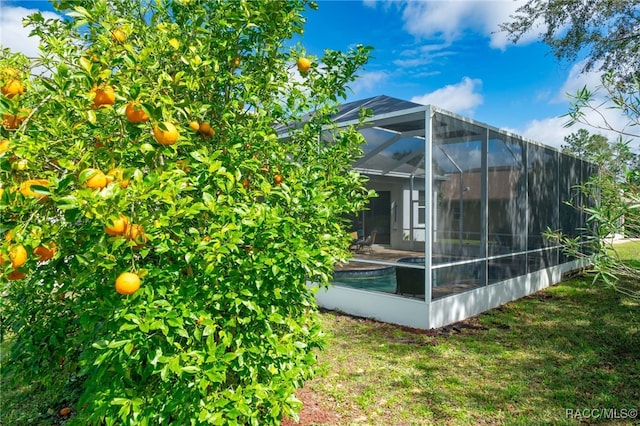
[555,129,639,297]
[499,0,640,92]
[0,0,373,424]
[562,129,609,163]
[562,128,638,178]
[502,1,639,299]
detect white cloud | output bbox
[393,43,455,68]
[0,6,61,58]
[519,60,640,149]
[411,76,483,116]
[395,0,533,50]
[519,113,633,151]
[553,60,603,103]
[521,119,635,154]
[349,70,388,96]
[520,116,573,149]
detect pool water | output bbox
[332,268,397,293]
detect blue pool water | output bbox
[332,267,397,293]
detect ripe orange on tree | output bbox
[19,178,50,199]
[82,168,108,189]
[33,243,57,262]
[188,121,200,132]
[3,244,28,268]
[6,270,26,281]
[1,79,25,98]
[106,167,129,188]
[59,407,71,416]
[105,214,129,235]
[115,271,141,295]
[126,223,147,248]
[111,28,126,43]
[91,85,115,109]
[274,173,284,186]
[125,102,149,123]
[153,121,179,145]
[3,109,30,129]
[198,122,214,138]
[296,57,311,73]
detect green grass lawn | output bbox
[2,242,639,425]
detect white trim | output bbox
[429,259,586,328]
[311,284,429,329]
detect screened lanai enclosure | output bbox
[294,95,595,329]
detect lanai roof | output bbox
[278,95,529,180]
[331,95,422,123]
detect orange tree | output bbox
[0,0,372,424]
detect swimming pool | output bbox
[332,266,397,293]
[332,257,428,299]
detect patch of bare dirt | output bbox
[282,387,339,426]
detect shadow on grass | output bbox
[317,278,639,425]
[443,282,639,424]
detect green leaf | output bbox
[190,151,205,163]
[202,192,215,207]
[79,56,92,74]
[140,143,155,152]
[92,340,109,350]
[166,317,182,328]
[87,109,96,124]
[160,364,170,381]
[181,365,200,374]
[129,83,140,100]
[169,356,181,375]
[149,348,163,367]
[107,339,130,349]
[111,398,130,406]
[119,323,137,331]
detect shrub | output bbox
[0,1,372,424]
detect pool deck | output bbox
[335,245,425,272]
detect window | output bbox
[418,190,426,225]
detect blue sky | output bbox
[2,0,635,150]
[302,3,568,117]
